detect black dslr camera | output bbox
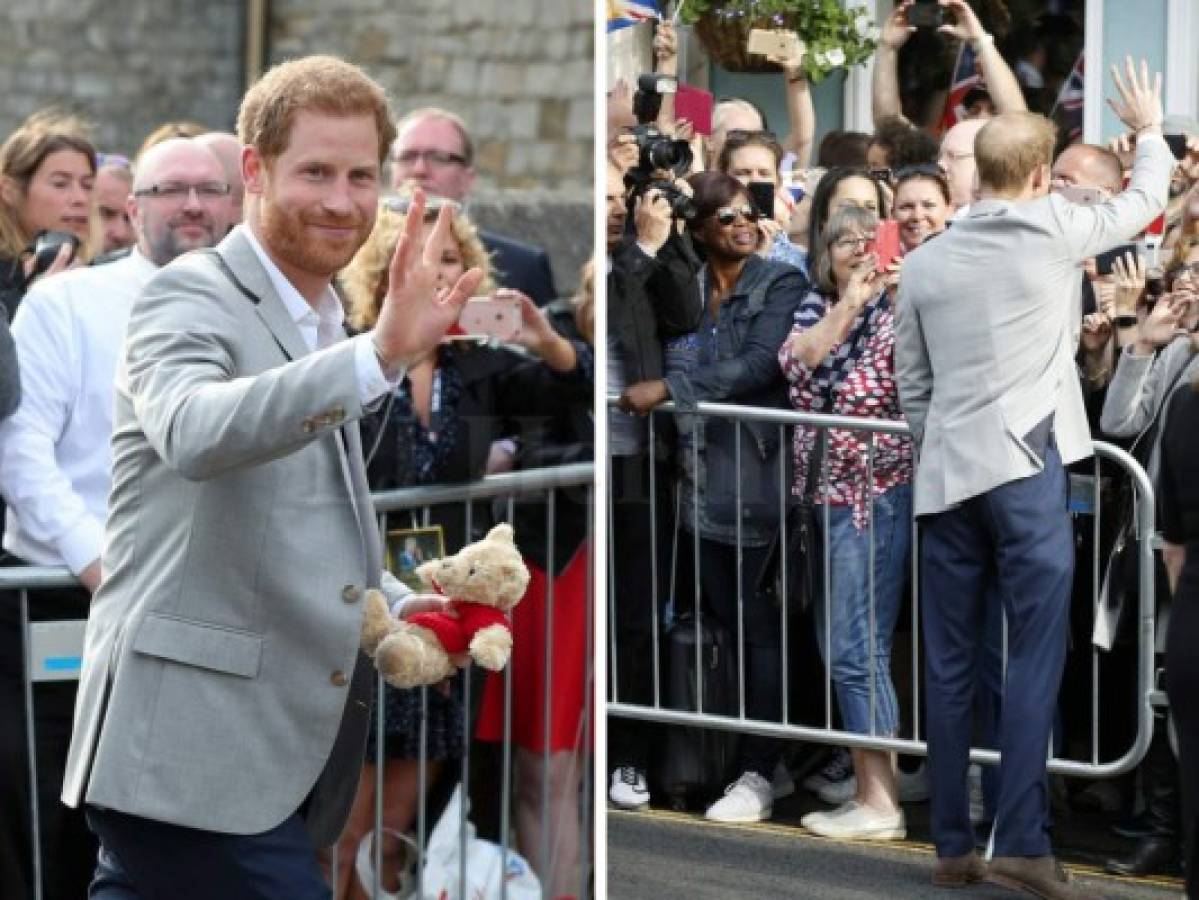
[22,230,81,285]
[624,74,697,221]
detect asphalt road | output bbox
[608,810,1185,900]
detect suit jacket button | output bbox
[341,584,361,603]
[330,670,348,687]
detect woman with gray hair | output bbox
[778,204,914,841]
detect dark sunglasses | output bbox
[713,204,760,226]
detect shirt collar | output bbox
[238,223,344,331]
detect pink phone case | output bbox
[456,297,521,341]
[674,84,714,137]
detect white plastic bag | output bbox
[421,785,540,900]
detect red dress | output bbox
[476,544,592,753]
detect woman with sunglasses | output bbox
[778,205,914,841]
[620,171,806,824]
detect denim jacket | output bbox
[665,255,807,546]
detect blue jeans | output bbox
[813,484,912,737]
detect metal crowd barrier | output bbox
[5,462,593,900]
[607,399,1159,782]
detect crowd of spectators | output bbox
[0,66,592,900]
[606,3,1199,895]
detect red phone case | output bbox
[674,84,714,137]
[870,220,902,272]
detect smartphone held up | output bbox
[454,295,522,343]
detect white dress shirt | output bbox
[241,225,397,392]
[242,226,420,613]
[0,249,158,572]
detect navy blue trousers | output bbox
[920,444,1073,859]
[86,806,330,900]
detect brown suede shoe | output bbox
[932,851,988,887]
[985,855,1100,899]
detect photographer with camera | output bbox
[606,156,702,811]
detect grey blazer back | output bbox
[895,136,1174,516]
[63,228,383,845]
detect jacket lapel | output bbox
[214,230,310,363]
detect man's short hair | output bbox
[717,130,784,174]
[976,112,1057,193]
[394,107,475,168]
[869,117,939,169]
[237,55,396,165]
[817,130,871,168]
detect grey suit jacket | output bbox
[1100,337,1199,481]
[894,135,1173,517]
[62,228,383,846]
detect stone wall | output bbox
[0,0,244,153]
[268,0,593,193]
[0,0,594,291]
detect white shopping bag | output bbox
[421,785,540,900]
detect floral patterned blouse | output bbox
[778,288,913,531]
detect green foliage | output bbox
[675,0,879,82]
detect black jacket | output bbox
[361,329,591,565]
[608,231,702,385]
[480,230,557,307]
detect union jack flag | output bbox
[607,0,660,32]
[940,42,983,131]
[1051,52,1085,144]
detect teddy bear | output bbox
[360,523,531,689]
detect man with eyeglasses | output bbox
[391,107,557,306]
[0,136,231,900]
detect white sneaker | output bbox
[704,771,773,823]
[802,747,853,793]
[771,760,795,801]
[897,763,930,803]
[609,766,649,810]
[801,800,907,840]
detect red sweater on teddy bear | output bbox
[406,601,509,655]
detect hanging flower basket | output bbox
[676,0,879,81]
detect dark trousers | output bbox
[0,568,96,900]
[608,452,673,772]
[1165,552,1199,899]
[671,533,783,778]
[87,806,329,900]
[921,444,1073,858]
